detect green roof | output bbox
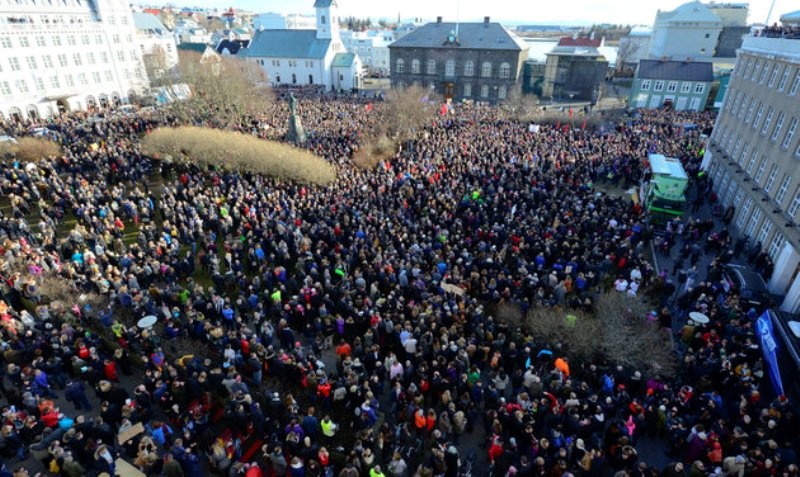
[331,52,356,67]
[178,42,210,54]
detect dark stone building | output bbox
[388,17,529,103]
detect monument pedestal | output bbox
[287,114,306,144]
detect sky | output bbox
[162,0,788,26]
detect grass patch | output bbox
[141,127,336,185]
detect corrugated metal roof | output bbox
[238,30,331,59]
[331,52,355,67]
[637,59,713,82]
[389,22,527,51]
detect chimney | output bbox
[484,16,490,25]
[436,16,442,24]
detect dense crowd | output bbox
[0,89,796,477]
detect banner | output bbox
[756,312,785,397]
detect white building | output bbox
[133,13,178,80]
[253,12,316,31]
[706,2,748,26]
[618,26,652,68]
[648,1,723,61]
[238,0,363,91]
[340,29,392,75]
[174,19,211,44]
[0,0,149,120]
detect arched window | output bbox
[426,59,436,75]
[464,60,474,76]
[481,62,492,78]
[411,59,420,74]
[499,62,511,79]
[395,58,404,73]
[498,85,507,99]
[445,59,455,77]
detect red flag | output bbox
[569,107,573,118]
[366,103,373,112]
[581,118,587,130]
[563,124,569,133]
[556,121,561,129]
[440,104,447,116]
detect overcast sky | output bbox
[161,0,787,26]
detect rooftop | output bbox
[389,21,528,51]
[558,36,602,47]
[656,1,722,25]
[637,59,714,82]
[238,29,331,59]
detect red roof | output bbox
[558,37,602,47]
[143,8,161,15]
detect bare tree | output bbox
[379,84,437,142]
[143,45,173,88]
[615,38,641,72]
[503,85,540,122]
[171,51,273,128]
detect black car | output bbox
[723,264,771,311]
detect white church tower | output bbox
[314,0,339,40]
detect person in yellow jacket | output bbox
[369,465,386,477]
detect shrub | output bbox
[4,137,61,162]
[141,126,335,185]
[352,134,395,169]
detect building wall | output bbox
[138,32,179,77]
[0,0,149,120]
[702,35,800,311]
[649,16,722,60]
[248,57,328,88]
[629,77,710,111]
[389,47,526,103]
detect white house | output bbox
[340,29,392,75]
[0,0,149,121]
[253,12,317,31]
[238,0,363,91]
[648,1,723,61]
[133,13,179,80]
[618,26,651,68]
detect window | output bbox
[768,233,785,260]
[65,74,74,87]
[463,83,471,97]
[81,35,90,45]
[755,157,767,182]
[733,138,742,161]
[87,52,95,64]
[481,84,489,98]
[481,62,492,78]
[426,59,436,75]
[654,80,664,92]
[57,54,67,67]
[445,59,455,76]
[100,52,108,64]
[499,62,510,79]
[291,73,296,84]
[34,77,44,91]
[764,164,779,193]
[15,79,29,94]
[761,107,775,135]
[19,37,29,48]
[410,59,420,74]
[694,83,705,94]
[740,57,751,77]
[783,118,798,150]
[730,91,741,113]
[753,103,765,129]
[771,112,786,141]
[67,35,76,46]
[734,189,744,208]
[737,197,752,227]
[791,71,800,96]
[778,68,791,92]
[746,207,762,237]
[769,64,781,88]
[26,56,37,70]
[760,62,771,84]
[92,72,101,84]
[0,37,11,48]
[751,59,761,81]
[9,57,20,71]
[112,34,120,44]
[35,36,45,47]
[42,55,53,68]
[52,36,61,47]
[73,53,82,66]
[78,73,88,85]
[757,219,773,247]
[680,82,691,93]
[49,76,59,89]
[95,34,103,44]
[464,61,474,77]
[739,142,750,166]
[745,98,756,123]
[320,15,326,24]
[395,59,404,73]
[640,80,651,91]
[776,175,792,204]
[667,81,678,92]
[788,189,800,217]
[498,85,507,99]
[0,81,10,96]
[738,95,749,119]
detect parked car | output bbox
[723,264,771,311]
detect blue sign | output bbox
[757,312,785,397]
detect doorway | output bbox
[444,82,455,100]
[56,98,70,114]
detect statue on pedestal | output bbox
[286,93,306,144]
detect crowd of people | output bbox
[0,88,796,477]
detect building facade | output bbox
[238,0,362,91]
[340,30,392,75]
[701,32,800,312]
[388,17,529,103]
[542,37,608,101]
[0,0,149,120]
[629,59,713,111]
[134,13,178,82]
[648,1,723,61]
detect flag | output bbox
[440,104,447,116]
[581,118,587,130]
[563,124,569,133]
[556,121,560,129]
[366,103,373,112]
[756,311,785,397]
[569,107,573,118]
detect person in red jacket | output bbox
[488,436,505,462]
[103,359,118,382]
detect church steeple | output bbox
[314,0,339,40]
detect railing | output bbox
[755,27,800,40]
